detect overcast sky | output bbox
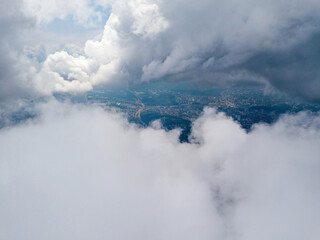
[1,0,320,101]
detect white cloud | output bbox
[1,101,320,239]
[0,0,112,102]
[2,0,320,100]
[130,0,169,38]
[33,12,124,93]
[28,0,320,96]
[22,0,110,27]
[33,0,170,93]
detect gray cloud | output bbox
[1,101,320,240]
[243,33,320,101]
[25,0,320,101]
[0,0,37,102]
[1,0,320,101]
[2,2,320,239]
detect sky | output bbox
[1,0,320,100]
[1,0,320,239]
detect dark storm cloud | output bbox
[2,0,320,101]
[243,33,320,102]
[28,0,320,102]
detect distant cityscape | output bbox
[73,83,320,141]
[2,83,320,142]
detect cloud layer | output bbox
[1,0,320,100]
[33,0,320,100]
[0,0,37,101]
[1,101,320,240]
[22,0,109,26]
[2,2,320,238]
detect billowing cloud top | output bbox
[1,0,320,101]
[1,101,320,239]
